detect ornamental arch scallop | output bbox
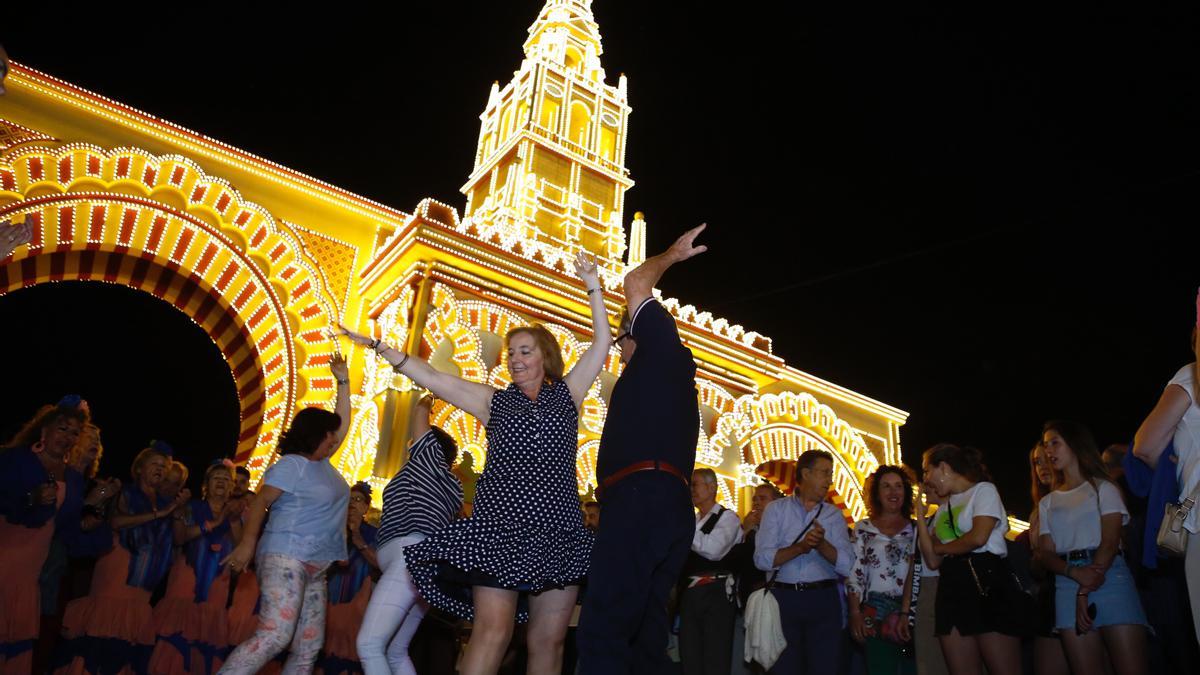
[0,144,340,482]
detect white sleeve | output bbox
[1097,480,1130,525]
[692,508,743,561]
[969,482,1007,523]
[1037,494,1052,537]
[1168,364,1196,404]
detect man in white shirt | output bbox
[679,468,743,675]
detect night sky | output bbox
[2,5,1198,515]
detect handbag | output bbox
[1157,483,1200,557]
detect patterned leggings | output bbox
[218,554,330,675]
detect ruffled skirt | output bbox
[405,516,592,623]
[56,542,154,675]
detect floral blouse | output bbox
[848,518,916,600]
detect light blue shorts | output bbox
[1054,554,1147,631]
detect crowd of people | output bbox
[2,221,1199,675]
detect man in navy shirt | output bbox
[577,224,707,675]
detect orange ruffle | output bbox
[0,514,54,644]
[61,542,154,645]
[226,569,261,646]
[322,578,373,660]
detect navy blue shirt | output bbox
[596,299,698,482]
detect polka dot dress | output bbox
[405,379,594,623]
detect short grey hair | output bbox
[693,468,717,486]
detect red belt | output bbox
[598,459,688,499]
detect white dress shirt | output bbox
[693,503,743,561]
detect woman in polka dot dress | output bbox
[338,251,611,675]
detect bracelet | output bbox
[1076,592,1087,597]
[392,353,410,373]
[369,338,381,352]
[586,287,600,295]
[336,378,350,386]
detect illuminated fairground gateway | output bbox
[0,0,1024,529]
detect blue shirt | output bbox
[256,454,349,563]
[754,495,853,583]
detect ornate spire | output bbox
[523,0,606,85]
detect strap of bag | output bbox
[1179,481,1200,517]
[699,505,726,535]
[765,502,824,589]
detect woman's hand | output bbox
[848,611,870,644]
[896,618,912,643]
[167,488,191,513]
[335,324,377,349]
[0,219,32,258]
[573,251,601,290]
[416,395,435,414]
[222,541,255,572]
[221,498,246,522]
[915,487,929,526]
[330,353,349,381]
[1070,565,1105,592]
[1075,594,1094,634]
[84,477,120,506]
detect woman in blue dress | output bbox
[338,251,611,675]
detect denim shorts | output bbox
[1054,554,1147,630]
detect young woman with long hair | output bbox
[1037,420,1147,675]
[915,444,1024,675]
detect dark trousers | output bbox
[577,472,693,675]
[769,585,843,675]
[679,581,736,675]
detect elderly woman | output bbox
[149,460,244,675]
[1,397,105,674]
[57,441,191,674]
[217,356,352,674]
[848,465,918,675]
[338,251,610,675]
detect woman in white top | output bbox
[915,443,1023,675]
[1037,420,1147,675]
[1132,338,1200,645]
[848,465,917,675]
[1023,443,1069,675]
[913,486,948,675]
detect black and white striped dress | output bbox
[405,380,594,623]
[376,430,463,549]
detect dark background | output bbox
[2,5,1198,515]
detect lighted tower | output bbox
[461,0,633,266]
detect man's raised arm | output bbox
[623,223,708,316]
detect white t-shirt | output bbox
[1037,480,1129,553]
[1168,363,1200,534]
[933,481,1009,556]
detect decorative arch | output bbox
[710,391,882,521]
[0,144,339,481]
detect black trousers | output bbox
[679,581,736,675]
[577,471,693,675]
